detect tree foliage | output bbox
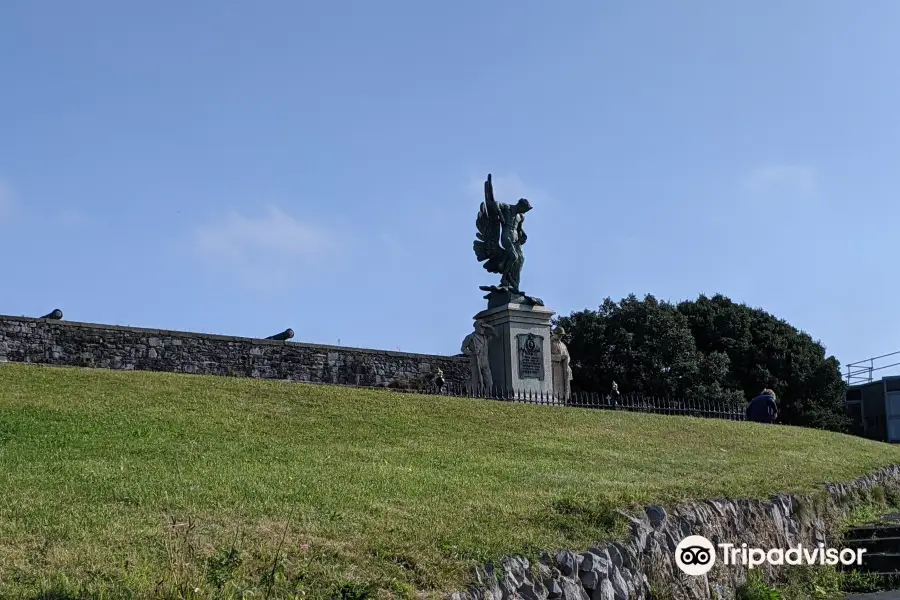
[556,293,848,432]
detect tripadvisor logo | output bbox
[675,535,867,576]
[675,535,716,576]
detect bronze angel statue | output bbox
[473,174,543,307]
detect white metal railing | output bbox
[846,350,900,385]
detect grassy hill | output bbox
[1,363,899,599]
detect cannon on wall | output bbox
[39,309,63,320]
[265,328,294,341]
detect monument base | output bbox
[474,302,555,394]
[479,285,544,310]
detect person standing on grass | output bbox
[746,388,778,423]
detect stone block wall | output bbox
[0,315,469,387]
[451,466,900,600]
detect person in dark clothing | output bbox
[746,389,778,423]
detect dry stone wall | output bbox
[451,465,900,600]
[0,315,469,387]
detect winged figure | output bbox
[473,174,532,293]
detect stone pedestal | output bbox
[474,303,555,394]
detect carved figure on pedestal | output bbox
[461,321,496,393]
[550,326,573,399]
[473,174,544,308]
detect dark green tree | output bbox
[557,293,847,430]
[555,294,744,404]
[677,294,848,431]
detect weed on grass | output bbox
[737,565,897,600]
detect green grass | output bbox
[736,564,895,600]
[2,363,900,599]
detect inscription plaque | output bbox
[517,333,545,380]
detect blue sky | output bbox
[2,2,900,374]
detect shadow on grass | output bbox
[547,495,628,539]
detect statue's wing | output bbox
[473,200,505,273]
[473,173,506,272]
[483,173,502,222]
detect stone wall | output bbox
[451,465,900,600]
[0,315,469,387]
